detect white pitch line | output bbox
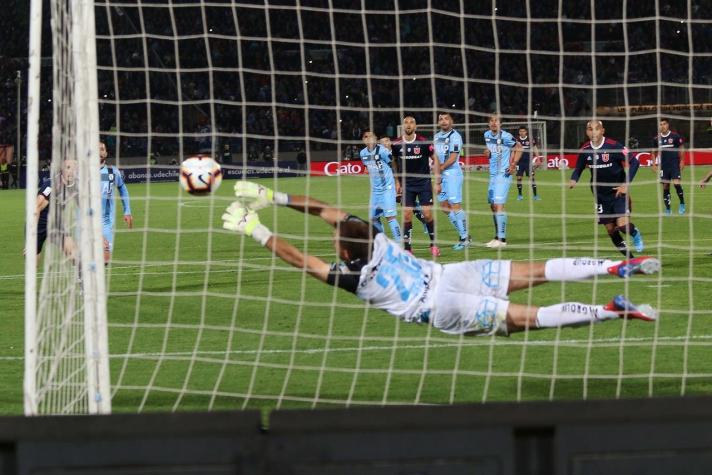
[1,334,711,362]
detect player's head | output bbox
[61,159,77,187]
[518,126,528,138]
[437,113,453,131]
[402,116,417,136]
[335,219,372,263]
[488,115,501,132]
[587,120,605,142]
[362,130,377,148]
[659,118,670,134]
[378,137,392,151]
[99,141,108,164]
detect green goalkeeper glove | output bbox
[233,181,289,210]
[221,202,273,246]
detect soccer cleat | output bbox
[517,195,524,201]
[485,239,500,248]
[453,238,471,250]
[533,195,542,201]
[429,245,441,257]
[632,231,644,253]
[679,204,686,215]
[607,256,660,278]
[604,295,657,322]
[664,208,672,216]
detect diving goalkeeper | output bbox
[223,182,660,336]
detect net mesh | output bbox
[31,0,709,412]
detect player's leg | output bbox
[661,174,672,215]
[487,176,511,248]
[615,213,644,253]
[530,169,540,200]
[673,174,685,214]
[369,196,384,233]
[402,204,415,252]
[447,173,469,248]
[487,179,498,245]
[506,297,656,334]
[515,161,526,200]
[412,197,428,230]
[415,188,438,256]
[382,188,401,241]
[102,220,114,263]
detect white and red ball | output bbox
[179,156,222,195]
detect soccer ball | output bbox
[179,156,222,195]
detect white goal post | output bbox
[24,0,111,415]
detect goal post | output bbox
[24,0,111,415]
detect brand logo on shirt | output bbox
[109,174,115,182]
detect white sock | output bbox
[544,258,621,282]
[535,303,619,328]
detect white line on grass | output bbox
[1,334,711,361]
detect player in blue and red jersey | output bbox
[515,126,541,201]
[391,116,439,256]
[569,120,644,257]
[651,118,686,215]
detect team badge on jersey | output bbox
[414,146,420,154]
[602,153,609,162]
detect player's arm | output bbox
[222,204,330,283]
[34,194,49,225]
[115,169,133,228]
[431,147,441,194]
[615,148,640,197]
[678,138,685,172]
[387,150,401,194]
[234,181,347,227]
[532,143,541,168]
[507,142,523,175]
[440,134,462,170]
[568,153,588,188]
[650,137,659,174]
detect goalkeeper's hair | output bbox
[337,219,373,262]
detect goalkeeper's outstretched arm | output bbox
[233,181,347,227]
[222,201,330,283]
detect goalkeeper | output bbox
[224,182,661,336]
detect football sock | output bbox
[532,181,538,196]
[535,303,618,328]
[387,218,401,241]
[615,223,640,237]
[544,258,619,281]
[448,211,459,234]
[371,218,384,234]
[517,183,523,195]
[495,212,507,240]
[608,230,632,257]
[425,219,435,244]
[454,210,468,240]
[492,213,497,238]
[663,189,671,209]
[403,221,413,250]
[674,184,685,204]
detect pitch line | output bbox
[1,334,711,362]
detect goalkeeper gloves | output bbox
[233,181,289,210]
[222,202,273,246]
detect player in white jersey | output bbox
[223,182,660,336]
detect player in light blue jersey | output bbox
[483,115,522,249]
[433,112,470,250]
[359,130,401,241]
[99,141,133,263]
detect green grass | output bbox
[2,168,712,416]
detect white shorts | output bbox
[431,260,512,336]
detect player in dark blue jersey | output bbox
[651,118,686,215]
[515,127,541,201]
[569,120,644,257]
[391,116,440,256]
[28,159,78,263]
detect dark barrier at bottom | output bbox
[3,397,712,474]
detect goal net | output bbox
[26,0,711,414]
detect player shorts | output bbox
[596,193,630,225]
[516,157,532,177]
[659,163,681,182]
[437,171,463,204]
[488,175,512,205]
[403,180,433,208]
[369,187,398,219]
[431,259,512,336]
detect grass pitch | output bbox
[2,168,712,415]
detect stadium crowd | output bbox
[0,0,709,165]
